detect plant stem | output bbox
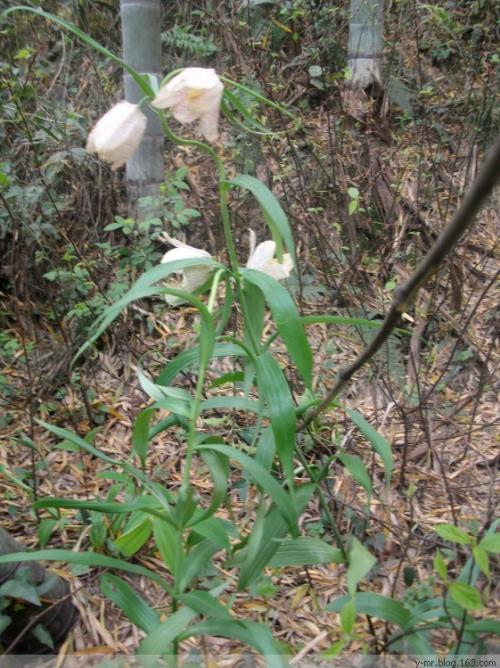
[182,367,206,492]
[294,446,347,561]
[156,115,239,272]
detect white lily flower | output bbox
[246,229,293,281]
[152,68,223,142]
[86,101,147,169]
[161,235,213,303]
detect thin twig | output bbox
[301,135,500,428]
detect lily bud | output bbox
[86,101,147,169]
[161,235,213,304]
[152,68,224,142]
[246,229,293,280]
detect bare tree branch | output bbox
[302,136,500,428]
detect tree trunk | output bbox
[347,0,384,91]
[120,0,164,216]
[0,528,77,654]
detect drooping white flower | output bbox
[86,101,147,169]
[246,229,293,281]
[152,68,224,142]
[161,235,213,303]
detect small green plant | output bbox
[418,3,463,65]
[347,186,361,215]
[327,521,500,653]
[159,166,202,229]
[161,25,217,60]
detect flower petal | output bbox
[86,101,147,169]
[246,240,277,270]
[198,108,220,142]
[152,68,223,142]
[161,237,213,304]
[246,235,293,281]
[161,246,210,264]
[260,254,293,280]
[183,265,213,292]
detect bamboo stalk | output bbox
[348,0,384,90]
[120,0,164,215]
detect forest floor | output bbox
[0,0,499,660]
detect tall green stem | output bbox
[157,116,239,272]
[156,115,242,496]
[181,365,206,492]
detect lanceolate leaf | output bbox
[345,409,393,483]
[72,259,215,362]
[134,256,216,290]
[132,407,154,466]
[114,518,152,557]
[237,484,315,589]
[337,453,372,493]
[177,591,232,621]
[268,537,344,567]
[466,619,500,634]
[200,396,261,414]
[340,600,356,635]
[138,605,199,655]
[36,420,175,520]
[478,532,500,554]
[178,539,219,593]
[255,426,276,471]
[33,497,176,528]
[177,619,286,668]
[254,351,296,485]
[153,517,179,575]
[241,268,312,388]
[100,574,160,633]
[448,582,483,611]
[222,90,272,135]
[31,625,54,650]
[195,443,298,535]
[138,582,228,654]
[239,503,267,587]
[0,579,40,606]
[434,524,472,545]
[190,450,229,524]
[326,592,411,627]
[0,550,172,592]
[137,366,192,416]
[228,174,296,266]
[243,280,266,349]
[188,516,231,550]
[158,343,246,385]
[472,546,490,578]
[347,537,377,596]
